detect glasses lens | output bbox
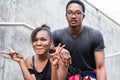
[67,11,84,16]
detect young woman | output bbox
[5,24,68,80]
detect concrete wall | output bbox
[0,0,69,30]
[0,25,34,80]
[0,0,120,80]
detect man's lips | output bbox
[70,20,77,23]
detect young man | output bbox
[52,0,107,80]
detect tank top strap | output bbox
[32,56,35,70]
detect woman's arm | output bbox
[57,58,68,80]
[50,62,58,80]
[7,47,36,80]
[50,58,68,80]
[19,59,35,80]
[19,57,36,80]
[50,50,60,80]
[50,43,68,80]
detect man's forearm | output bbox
[96,66,107,80]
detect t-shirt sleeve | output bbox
[52,30,60,47]
[93,30,105,51]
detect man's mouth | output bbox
[70,20,77,24]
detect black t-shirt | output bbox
[52,26,105,71]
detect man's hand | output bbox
[60,48,72,67]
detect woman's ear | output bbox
[50,40,54,49]
[65,13,67,17]
[49,40,56,53]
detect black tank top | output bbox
[28,56,51,80]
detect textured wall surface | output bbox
[0,26,34,80]
[0,0,120,80]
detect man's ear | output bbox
[82,14,85,20]
[65,13,69,22]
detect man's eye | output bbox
[76,12,82,15]
[67,12,72,14]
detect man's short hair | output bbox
[66,0,85,13]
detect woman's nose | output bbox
[37,40,42,45]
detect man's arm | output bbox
[94,49,107,80]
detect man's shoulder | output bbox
[52,27,68,43]
[84,25,96,31]
[84,26,101,34]
[84,26,103,41]
[53,27,68,34]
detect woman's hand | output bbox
[7,47,23,62]
[50,43,65,66]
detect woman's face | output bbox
[32,30,51,55]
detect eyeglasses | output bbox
[66,11,85,16]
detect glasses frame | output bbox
[66,10,85,16]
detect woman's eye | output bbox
[41,38,47,41]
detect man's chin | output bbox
[70,24,78,28]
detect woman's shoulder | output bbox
[25,56,34,69]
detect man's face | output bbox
[66,3,85,28]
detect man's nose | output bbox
[71,14,76,18]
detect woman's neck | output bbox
[36,53,49,61]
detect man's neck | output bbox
[68,25,83,37]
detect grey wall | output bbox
[0,26,34,80]
[0,0,120,80]
[0,0,69,30]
